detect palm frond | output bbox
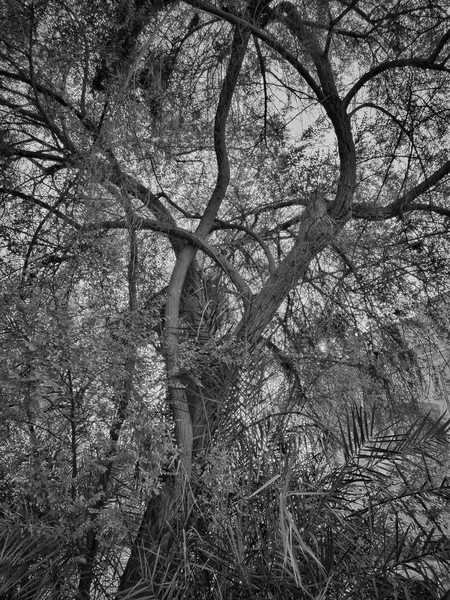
[0,517,71,600]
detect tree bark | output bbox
[117,6,358,596]
[118,20,252,593]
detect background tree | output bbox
[1,0,450,598]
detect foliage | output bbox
[1,0,450,598]
[112,408,450,599]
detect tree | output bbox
[1,0,450,598]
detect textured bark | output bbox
[118,23,251,594]
[235,199,337,348]
[116,248,238,593]
[117,476,188,594]
[117,7,359,595]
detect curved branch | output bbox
[250,198,307,216]
[349,102,411,138]
[344,57,450,109]
[195,26,251,237]
[2,185,253,303]
[184,0,324,101]
[142,195,277,274]
[352,159,450,221]
[268,214,302,234]
[429,28,450,62]
[82,217,253,307]
[212,218,276,275]
[407,202,450,218]
[160,21,254,479]
[0,188,81,229]
[150,190,198,220]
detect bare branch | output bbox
[352,159,450,221]
[0,187,81,229]
[195,26,251,237]
[82,217,252,307]
[344,57,450,109]
[349,102,411,137]
[408,202,450,218]
[429,28,450,62]
[212,218,276,275]
[0,68,98,133]
[184,0,324,101]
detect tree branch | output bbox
[28,22,77,154]
[83,217,252,307]
[429,28,450,62]
[344,57,450,109]
[0,68,98,134]
[349,102,411,137]
[77,209,139,598]
[212,218,276,275]
[352,160,450,221]
[195,26,251,237]
[234,193,336,348]
[184,0,324,101]
[0,188,81,229]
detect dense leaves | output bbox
[1,0,450,598]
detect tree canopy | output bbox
[1,1,450,598]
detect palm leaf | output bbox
[0,521,68,599]
[337,405,450,475]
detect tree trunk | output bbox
[117,476,188,594]
[117,197,356,597]
[117,210,341,595]
[118,7,357,595]
[117,260,231,593]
